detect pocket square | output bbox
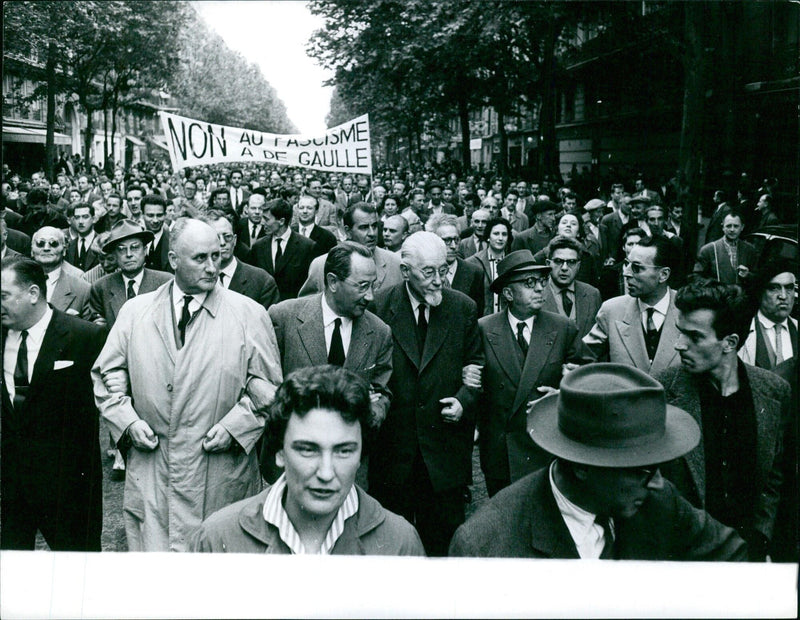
[53,360,74,370]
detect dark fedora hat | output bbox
[532,198,560,215]
[528,363,699,467]
[490,249,550,294]
[102,218,154,252]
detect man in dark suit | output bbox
[236,190,267,248]
[476,250,588,497]
[704,190,733,245]
[247,198,316,301]
[293,194,336,257]
[450,363,747,561]
[205,210,279,312]
[89,219,172,329]
[142,194,173,274]
[370,231,484,556]
[511,199,557,256]
[456,208,489,259]
[1,257,106,550]
[64,203,99,272]
[599,194,633,265]
[431,217,485,316]
[658,278,789,561]
[228,168,251,215]
[31,226,92,321]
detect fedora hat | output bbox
[528,363,699,467]
[490,250,549,294]
[532,198,559,215]
[102,218,154,252]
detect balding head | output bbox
[168,218,221,294]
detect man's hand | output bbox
[562,363,580,377]
[127,420,159,451]
[439,397,464,424]
[203,423,233,452]
[462,364,483,390]
[525,386,559,416]
[103,369,129,394]
[368,391,386,429]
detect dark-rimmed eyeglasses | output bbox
[550,258,580,268]
[508,275,548,289]
[34,239,61,248]
[623,259,660,274]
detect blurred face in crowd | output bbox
[32,227,66,270]
[623,233,643,258]
[382,197,399,217]
[165,203,176,224]
[429,186,442,206]
[548,247,581,288]
[93,237,117,274]
[106,196,122,218]
[296,196,317,227]
[392,182,405,197]
[275,407,362,527]
[71,206,93,236]
[759,271,796,324]
[402,240,447,307]
[504,192,519,212]
[270,172,282,188]
[630,200,646,221]
[77,176,90,192]
[674,309,729,375]
[143,202,166,234]
[563,195,578,214]
[342,177,353,193]
[230,171,243,188]
[372,185,387,203]
[537,208,557,231]
[471,209,489,238]
[100,181,113,199]
[69,189,82,204]
[357,178,369,194]
[435,224,460,265]
[670,205,683,223]
[442,188,453,203]
[169,221,221,294]
[557,214,580,239]
[646,207,666,237]
[476,188,487,200]
[328,252,376,319]
[611,185,624,203]
[50,183,62,201]
[308,180,322,198]
[247,194,265,225]
[113,236,147,277]
[722,214,743,242]
[530,183,541,197]
[293,173,304,190]
[409,193,425,212]
[209,216,236,269]
[516,182,528,197]
[382,216,407,252]
[487,222,508,254]
[126,189,143,216]
[212,192,230,210]
[183,181,197,199]
[346,208,378,249]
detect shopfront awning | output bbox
[2,126,72,145]
[125,135,146,147]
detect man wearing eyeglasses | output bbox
[370,231,483,556]
[473,250,588,497]
[31,226,92,321]
[430,216,484,316]
[262,242,393,481]
[583,235,682,377]
[542,236,602,339]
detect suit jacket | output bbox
[294,223,337,257]
[456,235,482,260]
[542,280,602,339]
[511,226,552,256]
[229,187,251,214]
[657,363,789,542]
[467,249,503,316]
[704,202,733,245]
[50,270,92,321]
[268,293,393,424]
[247,231,316,301]
[236,219,266,248]
[450,258,485,317]
[694,238,757,285]
[89,268,173,328]
[64,236,100,272]
[599,211,628,263]
[739,315,798,367]
[582,289,681,377]
[299,246,403,298]
[371,285,483,493]
[478,310,589,483]
[1,310,106,550]
[449,467,747,560]
[227,259,279,312]
[5,228,31,256]
[145,230,173,274]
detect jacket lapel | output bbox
[29,311,69,393]
[373,248,389,291]
[420,299,449,373]
[650,290,680,376]
[389,288,421,369]
[614,298,648,369]
[575,284,591,335]
[528,470,581,559]
[152,282,177,363]
[512,317,557,415]
[109,274,127,319]
[344,315,374,372]
[665,371,706,503]
[50,275,74,311]
[296,297,327,366]
[485,314,522,388]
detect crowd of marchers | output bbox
[1,157,795,563]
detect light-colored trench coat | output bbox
[92,281,283,551]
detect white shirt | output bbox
[122,270,145,297]
[171,282,208,333]
[445,261,458,286]
[757,310,794,360]
[507,311,534,345]
[638,289,670,332]
[548,279,576,319]
[149,229,163,254]
[406,285,429,323]
[76,230,96,252]
[298,222,315,238]
[549,462,610,559]
[261,473,358,555]
[218,258,238,289]
[45,267,62,303]
[321,294,353,358]
[4,306,53,401]
[230,187,244,210]
[272,227,291,266]
[249,221,262,241]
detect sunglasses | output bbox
[34,239,61,248]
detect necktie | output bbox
[251,224,257,241]
[417,305,428,354]
[644,307,659,362]
[774,323,785,365]
[597,516,616,560]
[301,226,308,237]
[78,238,86,268]
[126,279,136,300]
[443,269,452,288]
[177,295,193,346]
[219,273,226,287]
[274,238,283,265]
[516,322,528,357]
[13,330,29,411]
[328,318,346,366]
[561,289,573,317]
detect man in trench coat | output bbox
[92,218,283,551]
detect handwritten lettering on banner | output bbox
[159,112,372,174]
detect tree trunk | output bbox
[538,8,562,183]
[497,108,507,180]
[83,104,94,167]
[103,104,110,174]
[458,94,471,170]
[44,40,57,182]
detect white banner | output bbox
[158,112,372,174]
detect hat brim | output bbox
[527,392,700,467]
[103,230,154,253]
[490,264,550,294]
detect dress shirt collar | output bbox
[548,278,575,295]
[172,280,209,317]
[77,229,96,247]
[275,227,292,244]
[321,293,352,330]
[299,222,315,237]
[123,270,145,293]
[10,305,53,349]
[262,473,359,555]
[446,260,458,283]
[219,257,238,286]
[506,310,534,336]
[406,284,429,320]
[45,267,62,302]
[757,310,789,331]
[638,288,671,318]
[549,462,609,559]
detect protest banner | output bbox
[158,112,372,174]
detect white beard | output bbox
[424,290,443,307]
